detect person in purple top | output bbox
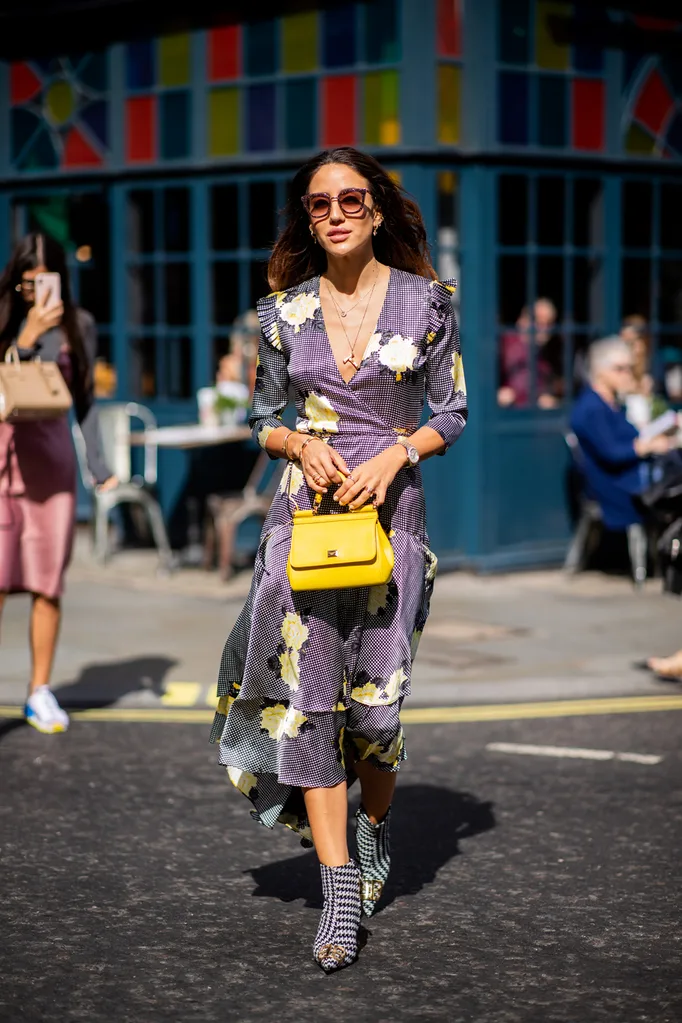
[209,147,467,971]
[498,297,560,408]
[570,336,673,529]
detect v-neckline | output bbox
[317,266,393,388]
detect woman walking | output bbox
[210,148,467,970]
[0,233,115,734]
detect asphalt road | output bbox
[1,708,680,1023]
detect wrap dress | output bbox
[210,268,467,843]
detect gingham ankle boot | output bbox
[355,805,391,917]
[313,859,362,972]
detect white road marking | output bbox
[486,742,662,765]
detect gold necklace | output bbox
[326,266,379,370]
[324,260,377,318]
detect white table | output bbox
[130,423,251,449]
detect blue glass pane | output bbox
[661,55,682,98]
[78,52,108,91]
[499,0,530,65]
[323,5,356,68]
[364,0,400,64]
[622,51,643,93]
[245,20,277,77]
[573,7,605,74]
[498,71,528,145]
[538,75,567,147]
[11,107,40,163]
[33,58,60,76]
[22,128,59,170]
[126,40,154,90]
[80,100,108,147]
[667,111,682,157]
[247,84,276,151]
[285,79,316,149]
[161,91,191,159]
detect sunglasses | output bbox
[301,188,371,220]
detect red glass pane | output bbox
[209,25,241,81]
[322,75,356,147]
[10,63,42,105]
[572,79,604,152]
[126,96,156,162]
[63,126,102,167]
[634,70,674,136]
[634,16,680,31]
[437,0,462,58]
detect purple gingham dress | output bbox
[210,268,467,844]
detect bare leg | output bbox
[302,781,349,866]
[354,758,397,823]
[0,592,6,638]
[28,593,61,694]
[648,649,682,678]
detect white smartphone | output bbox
[34,272,61,309]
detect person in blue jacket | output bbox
[570,336,673,528]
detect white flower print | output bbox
[376,729,404,765]
[410,628,423,660]
[351,681,380,705]
[278,292,320,333]
[367,583,390,616]
[280,462,305,498]
[257,423,276,450]
[279,648,300,691]
[267,322,282,350]
[424,547,438,583]
[362,332,383,363]
[378,334,419,380]
[352,735,384,760]
[227,767,258,796]
[382,666,407,704]
[281,611,309,653]
[217,693,235,716]
[282,704,308,739]
[304,392,339,434]
[260,702,308,741]
[451,351,466,393]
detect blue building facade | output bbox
[1,0,680,568]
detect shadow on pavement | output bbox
[0,718,27,742]
[247,785,495,912]
[53,655,178,709]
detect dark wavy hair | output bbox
[0,233,89,391]
[268,147,437,291]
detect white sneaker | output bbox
[24,687,70,734]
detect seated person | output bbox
[570,337,673,529]
[498,298,561,409]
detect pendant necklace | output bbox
[326,264,380,370]
[324,260,377,318]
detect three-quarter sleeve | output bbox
[249,295,290,458]
[72,310,111,485]
[424,282,468,450]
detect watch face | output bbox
[407,445,419,464]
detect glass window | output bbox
[498,175,528,246]
[572,257,603,324]
[163,188,190,252]
[164,263,191,325]
[211,184,239,251]
[250,260,269,306]
[128,190,155,253]
[621,257,651,320]
[498,0,530,65]
[622,181,653,248]
[659,260,682,324]
[212,261,240,325]
[129,337,157,397]
[166,336,193,398]
[573,178,603,248]
[127,266,156,325]
[249,181,277,250]
[536,177,564,247]
[660,184,682,250]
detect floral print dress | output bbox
[210,268,467,844]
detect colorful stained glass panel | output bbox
[285,79,317,149]
[282,12,318,73]
[161,91,190,159]
[438,0,462,58]
[80,100,108,148]
[364,70,400,146]
[10,63,42,105]
[625,123,656,156]
[247,84,276,151]
[634,71,674,137]
[126,40,154,90]
[11,108,41,164]
[322,75,356,146]
[209,26,240,81]
[159,34,191,87]
[209,88,240,156]
[438,65,460,144]
[322,6,356,68]
[536,2,570,71]
[78,52,107,91]
[63,126,102,167]
[364,0,400,64]
[572,79,604,151]
[498,0,530,65]
[538,75,567,146]
[126,96,156,162]
[498,71,529,144]
[245,20,277,78]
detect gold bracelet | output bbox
[282,432,295,460]
[299,436,317,459]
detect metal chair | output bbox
[563,431,648,587]
[72,402,174,573]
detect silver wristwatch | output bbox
[396,437,420,466]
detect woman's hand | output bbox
[17,296,65,349]
[96,476,119,493]
[295,436,349,495]
[334,446,407,510]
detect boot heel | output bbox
[355,805,391,917]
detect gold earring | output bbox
[309,224,316,244]
[373,223,380,236]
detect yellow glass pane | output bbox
[159,33,191,86]
[536,1,571,70]
[438,65,460,144]
[364,70,400,146]
[209,88,240,156]
[282,12,318,73]
[625,123,656,156]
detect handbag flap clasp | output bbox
[289,507,378,570]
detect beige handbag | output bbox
[0,344,73,422]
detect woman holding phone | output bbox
[0,233,116,734]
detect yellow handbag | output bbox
[287,494,395,592]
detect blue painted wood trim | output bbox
[191,179,211,393]
[462,0,495,151]
[0,62,9,181]
[603,175,621,333]
[401,0,436,148]
[109,44,125,171]
[110,184,128,399]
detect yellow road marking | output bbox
[160,682,201,707]
[1,694,682,726]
